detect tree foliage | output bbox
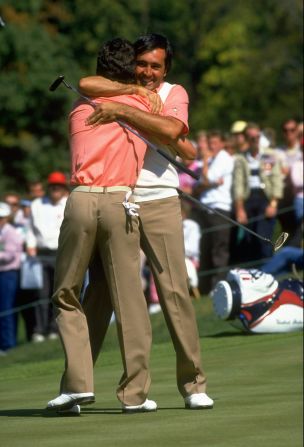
[0,0,303,193]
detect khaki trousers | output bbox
[139,196,206,396]
[83,195,207,398]
[52,191,152,405]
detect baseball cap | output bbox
[0,202,11,217]
[230,120,247,134]
[47,171,67,186]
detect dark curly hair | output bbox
[96,38,136,84]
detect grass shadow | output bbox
[0,407,209,417]
[81,407,123,415]
[0,408,55,418]
[0,408,122,417]
[204,331,251,338]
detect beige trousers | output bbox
[83,195,207,398]
[52,191,152,405]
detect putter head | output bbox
[49,75,65,91]
[273,232,289,252]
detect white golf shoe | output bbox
[57,404,81,416]
[184,393,214,409]
[46,392,95,410]
[122,398,157,413]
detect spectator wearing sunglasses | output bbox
[276,119,301,175]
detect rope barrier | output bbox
[190,204,296,234]
[0,298,49,318]
[0,205,300,319]
[197,257,269,277]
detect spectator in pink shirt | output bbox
[0,202,23,354]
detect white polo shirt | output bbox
[26,196,67,250]
[200,149,234,212]
[133,82,189,202]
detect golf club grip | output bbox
[117,120,199,180]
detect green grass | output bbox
[0,297,302,447]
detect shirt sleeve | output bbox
[163,85,189,135]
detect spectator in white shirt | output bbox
[26,172,69,342]
[193,130,234,294]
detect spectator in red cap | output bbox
[25,171,69,342]
[47,171,68,186]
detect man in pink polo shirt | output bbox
[47,38,157,414]
[79,34,214,411]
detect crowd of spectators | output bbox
[182,118,303,296]
[0,118,303,353]
[0,174,69,354]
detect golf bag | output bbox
[211,268,303,333]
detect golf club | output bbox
[177,188,289,252]
[49,75,199,180]
[49,75,96,106]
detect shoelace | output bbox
[122,191,140,217]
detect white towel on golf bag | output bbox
[227,269,278,304]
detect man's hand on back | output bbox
[136,86,163,114]
[86,87,163,126]
[86,102,122,125]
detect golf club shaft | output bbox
[63,80,96,107]
[177,188,273,245]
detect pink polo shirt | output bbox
[158,83,189,135]
[69,95,150,187]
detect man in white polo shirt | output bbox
[80,33,214,411]
[193,130,234,295]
